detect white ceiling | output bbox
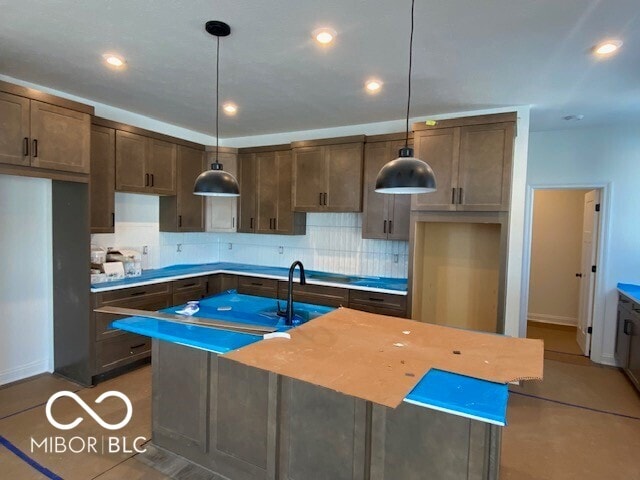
[0,0,638,137]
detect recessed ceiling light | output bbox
[593,40,622,56]
[312,28,337,45]
[102,53,126,68]
[223,103,238,115]
[365,79,383,94]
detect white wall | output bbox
[527,123,640,364]
[0,175,53,385]
[528,189,589,326]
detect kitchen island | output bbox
[113,291,506,480]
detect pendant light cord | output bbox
[215,35,220,165]
[405,0,415,149]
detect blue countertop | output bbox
[618,283,640,304]
[112,291,508,425]
[92,262,408,295]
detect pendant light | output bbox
[194,20,240,197]
[375,0,436,194]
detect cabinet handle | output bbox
[178,215,182,227]
[323,192,328,206]
[250,217,254,230]
[232,217,235,228]
[624,319,633,335]
[383,220,387,233]
[368,297,384,302]
[129,343,146,353]
[319,192,323,206]
[251,282,263,286]
[23,137,29,156]
[389,220,393,234]
[620,298,630,304]
[274,218,277,230]
[181,282,196,288]
[32,139,38,157]
[458,187,464,204]
[452,188,456,204]
[111,212,115,227]
[150,174,154,187]
[145,173,150,187]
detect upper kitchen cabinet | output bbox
[411,113,516,212]
[238,145,305,235]
[90,124,116,233]
[160,145,205,232]
[362,134,412,241]
[292,135,364,212]
[114,129,176,195]
[0,82,92,181]
[206,148,239,232]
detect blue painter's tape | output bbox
[0,434,64,480]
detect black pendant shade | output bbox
[374,0,437,195]
[193,163,240,197]
[375,147,436,194]
[194,20,240,197]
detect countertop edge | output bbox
[617,284,640,304]
[92,268,408,296]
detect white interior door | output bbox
[576,189,600,355]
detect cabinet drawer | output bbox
[237,276,278,298]
[277,282,348,307]
[97,282,172,304]
[349,303,408,318]
[95,333,151,373]
[173,276,207,292]
[94,292,173,341]
[348,290,407,312]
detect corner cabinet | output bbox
[115,130,176,195]
[411,113,515,212]
[206,148,239,232]
[362,134,412,240]
[292,136,364,212]
[0,88,91,176]
[160,145,205,232]
[90,124,116,233]
[238,145,306,235]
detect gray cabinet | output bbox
[616,293,640,392]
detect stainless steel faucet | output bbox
[278,261,306,326]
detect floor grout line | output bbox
[0,387,84,422]
[90,452,138,480]
[510,390,640,421]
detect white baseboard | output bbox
[528,313,577,327]
[593,353,617,367]
[0,359,50,387]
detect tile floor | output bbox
[0,324,639,479]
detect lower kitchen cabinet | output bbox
[237,276,279,298]
[172,276,208,305]
[615,293,640,392]
[349,289,408,318]
[277,281,349,308]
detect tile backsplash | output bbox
[91,193,409,278]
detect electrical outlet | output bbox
[177,243,182,253]
[394,254,399,264]
[278,246,284,254]
[142,245,148,255]
[228,243,233,250]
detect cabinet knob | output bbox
[576,273,583,278]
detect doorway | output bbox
[526,188,602,357]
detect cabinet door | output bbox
[256,151,278,234]
[238,153,257,232]
[175,145,204,231]
[90,125,115,233]
[387,139,412,241]
[292,146,325,212]
[0,92,30,166]
[326,142,363,212]
[627,315,640,389]
[274,150,304,235]
[147,138,176,195]
[115,130,147,192]
[206,151,238,232]
[362,142,391,239]
[457,122,514,211]
[30,100,90,173]
[615,302,632,368]
[411,128,459,211]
